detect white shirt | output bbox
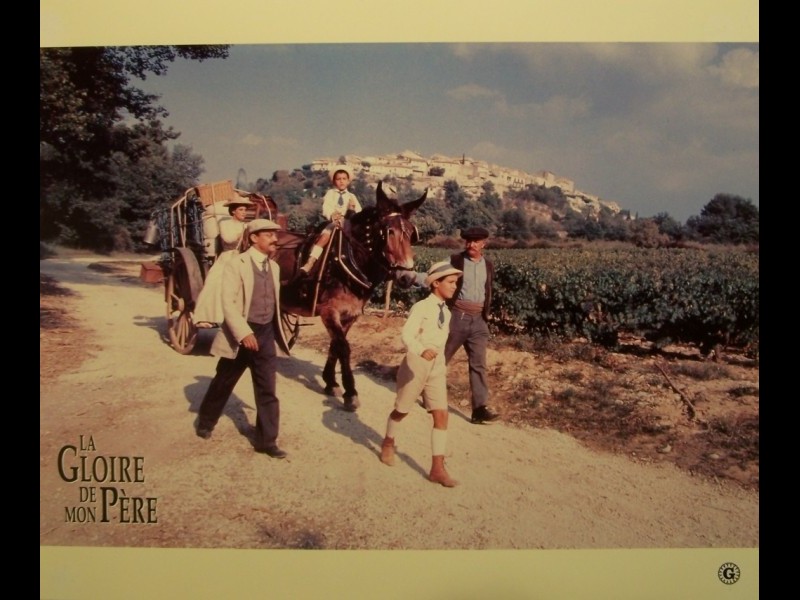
[218,218,247,250]
[321,188,362,220]
[401,293,451,357]
[247,246,271,271]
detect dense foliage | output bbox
[40,46,228,251]
[258,172,758,248]
[374,246,759,356]
[685,194,759,244]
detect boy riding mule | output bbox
[274,181,426,411]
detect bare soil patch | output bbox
[299,304,760,492]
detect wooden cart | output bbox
[144,180,298,354]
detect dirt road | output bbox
[39,256,758,550]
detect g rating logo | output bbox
[718,562,741,585]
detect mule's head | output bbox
[375,181,426,287]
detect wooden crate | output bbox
[195,180,236,208]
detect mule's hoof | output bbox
[324,385,343,398]
[342,396,360,412]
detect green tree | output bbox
[629,218,669,248]
[452,201,495,234]
[652,212,687,241]
[40,45,228,250]
[350,172,375,207]
[529,217,559,240]
[686,194,759,244]
[510,184,566,209]
[477,181,502,212]
[111,123,205,250]
[414,215,444,242]
[497,208,531,241]
[416,196,454,235]
[443,180,469,212]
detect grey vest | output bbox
[247,258,275,324]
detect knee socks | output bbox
[431,427,448,456]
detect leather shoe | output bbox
[257,445,288,459]
[196,427,213,439]
[470,406,499,424]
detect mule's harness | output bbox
[335,211,416,289]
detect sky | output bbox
[136,43,759,222]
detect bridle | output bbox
[341,210,418,288]
[374,212,418,272]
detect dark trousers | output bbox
[197,321,279,450]
[444,310,490,410]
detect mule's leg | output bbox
[320,310,361,410]
[337,316,361,410]
[320,311,343,396]
[322,340,342,396]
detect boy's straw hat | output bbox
[329,165,352,182]
[425,260,463,286]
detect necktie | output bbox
[438,302,445,328]
[337,192,345,207]
[262,258,269,272]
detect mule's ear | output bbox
[376,181,397,214]
[401,188,427,218]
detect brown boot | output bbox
[300,256,317,273]
[380,437,396,466]
[429,455,458,487]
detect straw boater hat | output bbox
[425,261,463,287]
[329,165,352,182]
[246,218,282,235]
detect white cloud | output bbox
[537,95,590,120]
[708,48,759,89]
[446,83,502,101]
[471,141,506,160]
[579,43,717,78]
[238,133,300,150]
[467,43,724,84]
[269,135,300,149]
[493,94,590,121]
[449,44,478,59]
[240,133,263,147]
[448,80,590,122]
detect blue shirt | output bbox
[457,256,487,304]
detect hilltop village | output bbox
[309,150,622,218]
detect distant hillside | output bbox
[307,151,625,220]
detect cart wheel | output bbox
[166,262,198,354]
[280,310,301,351]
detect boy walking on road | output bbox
[379,261,463,487]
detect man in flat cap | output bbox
[195,219,292,458]
[444,226,500,424]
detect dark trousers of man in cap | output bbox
[444,227,500,424]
